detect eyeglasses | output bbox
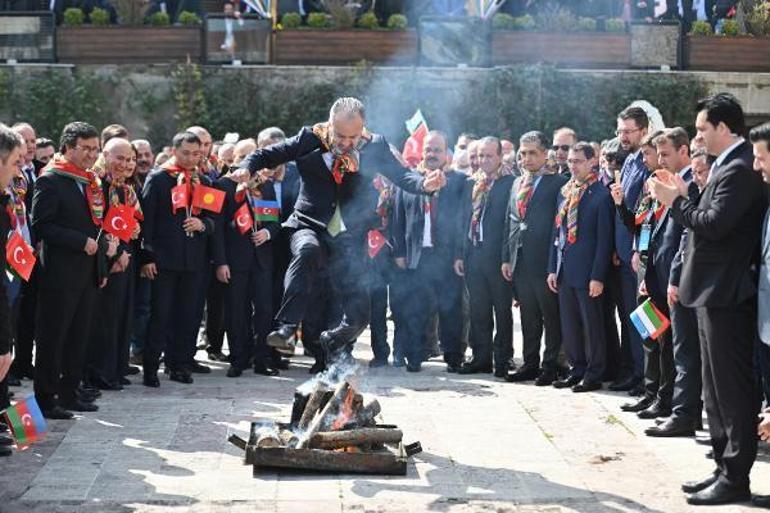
[615,128,641,137]
[551,145,571,152]
[75,145,100,154]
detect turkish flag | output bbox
[233,202,253,235]
[103,205,137,243]
[171,184,188,213]
[6,230,35,281]
[402,123,428,167]
[192,184,225,213]
[367,229,387,259]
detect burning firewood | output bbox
[296,381,351,449]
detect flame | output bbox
[331,387,356,431]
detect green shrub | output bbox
[576,17,597,32]
[690,20,713,35]
[746,1,770,36]
[721,19,739,36]
[512,14,536,30]
[177,11,201,25]
[492,13,516,30]
[89,7,110,25]
[357,12,379,29]
[63,7,85,26]
[148,11,170,26]
[386,13,407,29]
[281,12,302,29]
[605,18,625,32]
[307,12,330,28]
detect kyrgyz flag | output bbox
[367,229,387,258]
[233,201,253,234]
[402,109,429,167]
[171,184,189,213]
[2,395,47,447]
[630,298,670,340]
[251,199,279,222]
[192,184,225,213]
[103,205,137,243]
[6,230,35,282]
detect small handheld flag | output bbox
[233,202,253,234]
[1,395,47,447]
[630,298,670,340]
[192,185,225,213]
[103,205,137,243]
[6,231,36,282]
[171,184,189,213]
[251,199,279,222]
[367,229,387,259]
[405,109,427,135]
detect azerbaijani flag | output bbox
[2,395,47,447]
[251,199,280,222]
[630,298,670,340]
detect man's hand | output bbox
[141,263,158,280]
[639,279,648,296]
[106,235,119,259]
[110,251,131,274]
[648,174,688,207]
[84,237,98,255]
[423,169,446,193]
[501,263,513,282]
[251,228,270,246]
[394,257,406,269]
[228,168,250,183]
[667,284,679,308]
[546,273,559,294]
[216,264,231,284]
[612,252,621,267]
[183,217,205,233]
[589,280,604,298]
[631,251,641,273]
[0,352,12,382]
[758,411,770,442]
[453,259,465,277]
[609,183,624,206]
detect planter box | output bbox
[275,29,417,66]
[686,35,770,72]
[57,26,202,64]
[491,31,630,68]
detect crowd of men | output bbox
[0,93,769,506]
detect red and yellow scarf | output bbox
[470,167,501,246]
[163,161,202,215]
[312,122,371,185]
[556,172,598,244]
[44,155,105,227]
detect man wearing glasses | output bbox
[551,127,577,175]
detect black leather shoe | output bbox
[271,358,290,370]
[188,361,211,374]
[124,366,141,376]
[79,385,101,399]
[553,375,581,389]
[686,480,751,506]
[267,324,297,354]
[629,384,645,396]
[308,360,326,374]
[369,358,388,368]
[752,495,770,508]
[638,402,671,419]
[169,370,193,384]
[621,396,653,412]
[446,363,462,373]
[505,367,539,382]
[119,377,131,386]
[42,405,74,420]
[608,376,640,392]
[534,371,556,387]
[572,380,602,393]
[406,362,422,372]
[458,360,492,374]
[75,390,97,404]
[253,363,279,376]
[494,367,509,378]
[143,372,160,388]
[207,351,229,362]
[645,417,697,437]
[60,399,98,412]
[226,366,242,378]
[682,472,720,493]
[92,377,123,391]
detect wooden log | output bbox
[256,432,282,448]
[297,383,328,430]
[253,447,407,475]
[290,391,310,427]
[279,429,299,448]
[309,428,403,450]
[297,381,351,449]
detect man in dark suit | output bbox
[547,142,613,392]
[455,137,514,377]
[32,122,114,418]
[609,107,651,395]
[139,131,216,387]
[240,98,444,366]
[213,170,281,377]
[649,93,765,506]
[391,131,467,372]
[502,131,567,385]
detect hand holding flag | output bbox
[103,205,138,243]
[6,231,35,282]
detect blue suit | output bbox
[549,180,614,383]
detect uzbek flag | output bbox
[2,395,47,447]
[630,298,670,340]
[251,199,279,222]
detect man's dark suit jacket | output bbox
[459,174,515,264]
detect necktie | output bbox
[517,174,535,218]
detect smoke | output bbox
[295,352,362,396]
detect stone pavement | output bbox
[1,330,768,513]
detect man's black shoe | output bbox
[637,402,671,419]
[458,360,492,375]
[572,380,602,393]
[645,417,697,437]
[92,377,123,391]
[686,480,751,506]
[143,373,160,388]
[406,362,422,373]
[534,371,556,387]
[207,351,229,362]
[42,405,74,420]
[752,495,770,508]
[271,358,290,370]
[253,363,279,376]
[682,472,720,493]
[608,376,640,392]
[621,396,653,412]
[79,385,102,399]
[119,377,131,386]
[494,367,509,378]
[169,370,193,384]
[446,363,462,373]
[505,366,539,383]
[628,384,645,396]
[369,358,388,368]
[226,366,242,378]
[188,361,211,374]
[124,366,141,376]
[393,359,406,368]
[267,324,297,354]
[60,399,98,412]
[553,375,581,389]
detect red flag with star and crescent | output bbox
[367,229,387,259]
[6,230,35,281]
[233,201,253,235]
[171,184,188,213]
[103,205,137,243]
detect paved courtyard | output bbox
[1,328,768,513]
